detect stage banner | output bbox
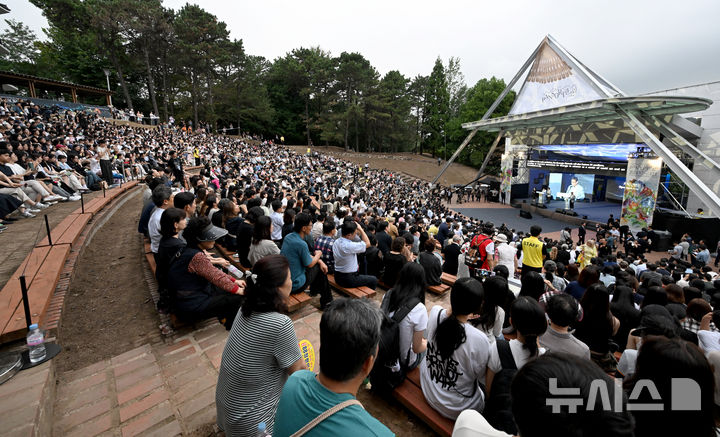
[620,157,662,234]
[500,153,513,201]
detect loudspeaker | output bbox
[519,210,533,219]
[566,210,578,217]
[582,215,588,219]
[555,208,565,214]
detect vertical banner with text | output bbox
[500,153,513,202]
[620,157,662,234]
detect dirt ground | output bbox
[288,145,480,187]
[55,191,161,373]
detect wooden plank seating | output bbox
[38,213,92,247]
[327,274,376,299]
[440,272,457,287]
[4,244,71,339]
[427,283,451,295]
[0,244,71,343]
[392,367,455,437]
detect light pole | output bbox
[103,68,112,107]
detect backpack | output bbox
[484,340,518,435]
[369,290,420,393]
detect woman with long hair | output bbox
[381,263,428,369]
[470,276,508,344]
[610,284,640,352]
[216,254,306,436]
[419,277,489,420]
[484,296,547,434]
[574,283,620,373]
[248,215,280,266]
[200,194,217,217]
[382,237,408,287]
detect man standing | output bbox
[375,221,392,256]
[577,222,586,245]
[436,217,453,248]
[281,213,333,310]
[274,299,393,437]
[270,200,284,246]
[148,185,173,260]
[442,235,462,276]
[333,221,377,290]
[564,176,585,209]
[521,225,545,277]
[470,223,495,272]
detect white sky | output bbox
[6,0,720,94]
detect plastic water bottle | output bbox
[27,324,46,364]
[257,421,271,437]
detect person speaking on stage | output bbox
[561,176,585,209]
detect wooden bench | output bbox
[327,274,377,299]
[0,244,71,343]
[427,283,451,295]
[392,367,455,437]
[440,272,457,286]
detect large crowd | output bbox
[3,97,720,436]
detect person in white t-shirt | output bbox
[486,296,547,391]
[420,277,489,420]
[381,263,428,369]
[494,234,517,276]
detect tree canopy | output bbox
[3,1,515,170]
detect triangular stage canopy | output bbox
[434,35,720,217]
[509,36,623,115]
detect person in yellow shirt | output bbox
[521,225,546,277]
[193,147,201,166]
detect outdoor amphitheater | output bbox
[0,2,719,437]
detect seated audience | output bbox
[274,298,393,436]
[420,277,489,419]
[539,293,590,359]
[166,216,245,328]
[216,255,306,436]
[248,215,280,267]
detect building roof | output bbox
[0,70,112,95]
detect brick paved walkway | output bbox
[52,306,326,437]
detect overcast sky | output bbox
[6,0,720,94]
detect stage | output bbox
[515,199,621,223]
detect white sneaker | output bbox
[34,203,49,209]
[21,211,36,218]
[29,208,41,213]
[43,195,64,202]
[69,195,81,201]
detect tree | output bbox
[424,57,450,158]
[335,52,377,151]
[0,20,40,66]
[448,77,516,170]
[174,4,230,128]
[408,75,428,154]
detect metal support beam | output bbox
[433,39,548,185]
[432,128,478,184]
[474,130,505,180]
[615,106,720,217]
[638,113,720,174]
